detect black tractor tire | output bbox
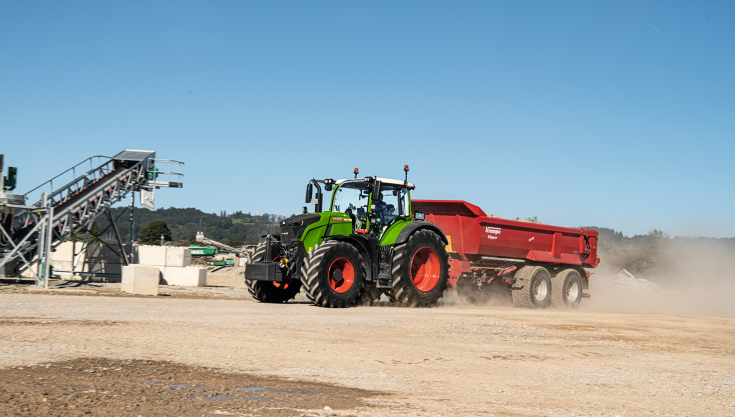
[511,266,552,309]
[245,242,302,303]
[551,268,583,308]
[301,241,365,308]
[392,230,449,307]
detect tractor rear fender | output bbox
[392,220,448,246]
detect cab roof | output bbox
[336,178,415,190]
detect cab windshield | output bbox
[331,181,370,229]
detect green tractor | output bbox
[244,166,450,308]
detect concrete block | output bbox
[237,257,249,267]
[135,245,167,266]
[50,260,73,272]
[121,265,160,295]
[51,242,74,262]
[162,266,207,287]
[165,247,192,267]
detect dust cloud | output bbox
[584,238,735,318]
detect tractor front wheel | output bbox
[245,242,302,303]
[391,230,449,307]
[302,241,365,308]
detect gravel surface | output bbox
[1,278,734,416]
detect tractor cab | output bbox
[329,178,413,237]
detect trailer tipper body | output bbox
[413,200,600,308]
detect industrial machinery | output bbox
[244,166,600,309]
[191,231,256,266]
[0,150,183,285]
[245,166,451,307]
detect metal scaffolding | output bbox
[0,150,184,285]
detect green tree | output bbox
[139,220,172,245]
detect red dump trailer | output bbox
[412,200,600,308]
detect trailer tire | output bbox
[392,230,449,307]
[245,242,302,303]
[551,268,583,308]
[511,266,552,309]
[302,241,365,308]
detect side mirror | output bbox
[372,180,382,202]
[414,210,425,220]
[305,183,313,204]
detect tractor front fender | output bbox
[394,221,448,246]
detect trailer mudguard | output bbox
[392,220,448,246]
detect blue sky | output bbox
[1,1,733,237]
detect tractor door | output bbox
[372,185,410,238]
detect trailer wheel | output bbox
[245,242,302,303]
[392,230,449,307]
[551,269,583,308]
[511,266,552,309]
[301,241,365,308]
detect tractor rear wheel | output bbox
[245,242,302,303]
[392,230,449,307]
[511,266,552,309]
[551,268,583,308]
[302,241,365,308]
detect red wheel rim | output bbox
[410,247,440,292]
[328,257,354,293]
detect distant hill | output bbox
[96,207,290,246]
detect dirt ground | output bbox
[1,276,734,416]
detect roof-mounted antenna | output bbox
[354,168,359,179]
